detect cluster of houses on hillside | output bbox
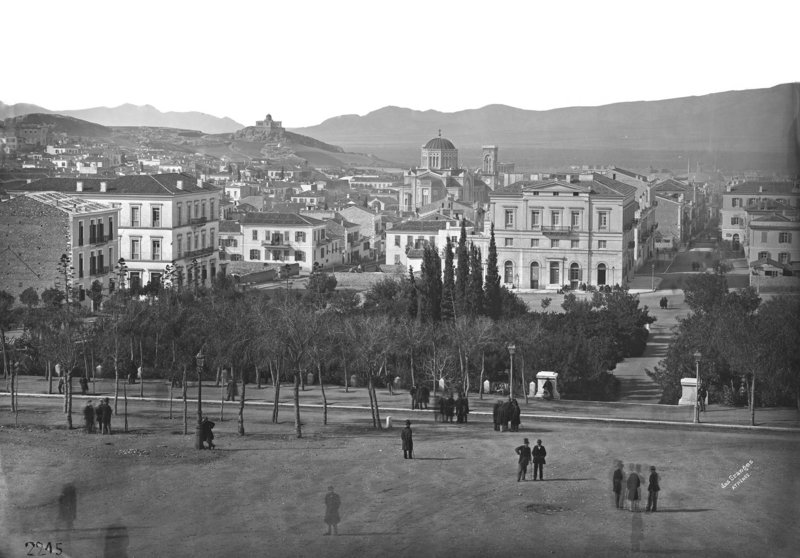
[1,118,799,307]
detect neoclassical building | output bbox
[399,133,488,210]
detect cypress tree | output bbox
[467,244,484,316]
[455,219,469,307]
[420,245,442,322]
[441,237,456,321]
[404,266,419,320]
[484,222,502,320]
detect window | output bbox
[194,201,199,218]
[201,201,207,219]
[530,238,539,248]
[201,231,206,249]
[177,235,182,258]
[78,253,84,278]
[78,222,84,246]
[131,238,141,260]
[730,217,739,226]
[249,249,260,260]
[504,261,514,284]
[152,239,161,261]
[252,230,258,241]
[108,217,113,240]
[598,240,607,249]
[549,261,560,284]
[551,211,561,226]
[571,211,580,228]
[571,239,579,249]
[569,263,581,283]
[598,211,608,230]
[210,199,215,219]
[395,235,401,247]
[89,252,96,275]
[732,198,742,208]
[194,233,199,250]
[779,252,790,264]
[295,231,306,242]
[505,238,513,247]
[504,209,515,228]
[758,251,770,260]
[294,250,306,262]
[530,211,540,228]
[761,231,768,243]
[131,206,141,227]
[177,203,182,225]
[210,229,215,250]
[779,232,792,243]
[551,239,560,248]
[89,219,96,243]
[152,206,161,228]
[552,192,559,197]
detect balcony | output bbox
[262,239,294,249]
[189,216,207,226]
[90,266,111,276]
[541,225,577,237]
[183,246,216,259]
[89,234,113,246]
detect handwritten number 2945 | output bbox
[25,542,63,556]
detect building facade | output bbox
[239,212,328,272]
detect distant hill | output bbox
[291,83,800,172]
[4,113,112,138]
[0,102,243,134]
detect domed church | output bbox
[399,131,488,212]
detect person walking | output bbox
[83,400,95,433]
[409,386,418,410]
[532,439,547,480]
[80,376,89,395]
[510,399,521,432]
[697,382,707,412]
[95,399,105,433]
[613,462,626,509]
[515,438,532,482]
[626,465,641,511]
[646,466,660,512]
[401,420,413,459]
[324,486,341,536]
[101,397,113,434]
[201,416,216,449]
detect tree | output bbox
[306,272,337,297]
[466,244,484,317]
[88,280,103,311]
[684,273,728,314]
[484,223,501,320]
[420,245,442,322]
[454,219,469,311]
[41,288,65,308]
[19,287,40,309]
[440,237,456,321]
[0,290,14,381]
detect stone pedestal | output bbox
[439,378,446,391]
[350,374,358,388]
[534,371,560,400]
[385,416,392,429]
[529,381,537,396]
[307,373,315,386]
[679,378,698,406]
[483,380,491,394]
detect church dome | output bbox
[424,137,456,150]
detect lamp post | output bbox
[693,351,702,424]
[194,347,205,450]
[651,263,655,292]
[507,344,516,401]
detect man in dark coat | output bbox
[101,397,113,434]
[461,396,469,423]
[492,400,502,431]
[324,486,341,536]
[438,395,447,422]
[418,385,430,409]
[510,399,521,432]
[95,399,105,433]
[532,439,547,480]
[613,462,625,509]
[83,401,95,433]
[445,394,455,422]
[401,420,413,459]
[409,386,417,409]
[626,466,641,511]
[515,438,532,482]
[201,416,215,449]
[646,466,660,512]
[80,376,89,395]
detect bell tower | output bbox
[481,145,499,189]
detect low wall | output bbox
[333,270,404,290]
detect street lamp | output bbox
[693,351,702,424]
[651,263,655,292]
[507,344,516,400]
[194,347,205,450]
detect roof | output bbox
[611,167,648,181]
[424,137,456,150]
[652,178,690,193]
[750,258,793,273]
[16,192,114,215]
[219,220,242,233]
[10,173,216,195]
[241,212,324,226]
[389,220,454,232]
[725,181,798,196]
[590,173,638,197]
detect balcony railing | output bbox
[183,246,216,259]
[89,234,113,246]
[262,239,295,249]
[90,266,111,276]
[189,217,208,226]
[541,225,577,236]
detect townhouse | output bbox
[239,212,328,273]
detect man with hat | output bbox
[532,439,547,480]
[83,400,95,433]
[646,466,660,512]
[515,438,532,481]
[401,420,413,459]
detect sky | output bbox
[3,0,798,128]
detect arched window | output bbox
[504,261,514,284]
[530,262,539,289]
[597,263,607,285]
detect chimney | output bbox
[76,181,83,192]
[176,180,183,190]
[100,181,107,193]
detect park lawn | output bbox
[1,399,798,558]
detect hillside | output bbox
[3,113,112,138]
[291,83,800,172]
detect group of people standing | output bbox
[83,399,113,434]
[514,438,547,481]
[433,393,470,423]
[613,462,660,512]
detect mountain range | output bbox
[0,102,243,134]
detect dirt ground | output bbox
[1,397,799,558]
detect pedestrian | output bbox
[96,399,105,433]
[613,462,625,509]
[532,439,547,480]
[128,361,137,384]
[324,486,341,536]
[80,376,89,395]
[201,416,215,449]
[58,376,65,394]
[226,380,238,401]
[438,395,446,422]
[515,438,532,482]
[101,397,113,434]
[626,465,641,511]
[461,395,469,424]
[697,382,707,412]
[445,393,455,423]
[455,394,465,423]
[83,400,95,433]
[510,399,521,432]
[646,466,660,512]
[493,400,502,431]
[409,386,417,410]
[431,395,440,422]
[401,420,413,459]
